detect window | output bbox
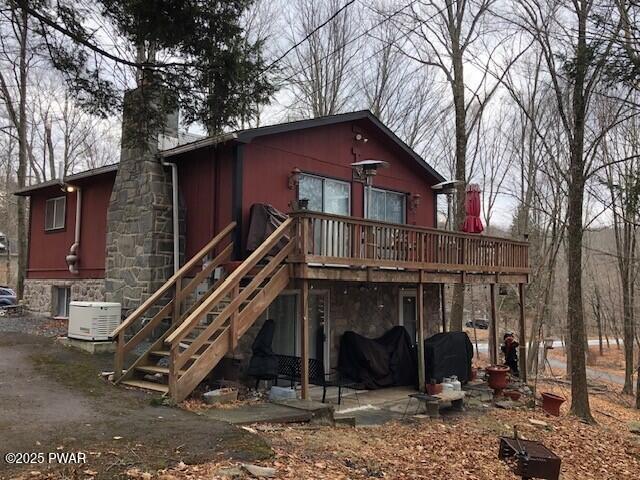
[298,174,350,216]
[267,294,298,357]
[365,187,406,224]
[55,286,71,318]
[45,196,66,231]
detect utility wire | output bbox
[263,0,357,72]
[273,0,420,87]
[274,3,448,105]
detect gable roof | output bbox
[161,110,446,183]
[16,111,446,196]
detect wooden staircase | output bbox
[111,219,294,402]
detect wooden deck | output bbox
[112,213,530,402]
[288,211,529,284]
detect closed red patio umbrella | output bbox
[462,183,484,234]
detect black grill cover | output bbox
[424,332,474,384]
[246,204,289,254]
[337,326,418,389]
[247,319,278,380]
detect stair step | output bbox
[150,350,202,360]
[121,379,169,394]
[135,365,189,375]
[180,337,217,346]
[136,365,170,375]
[150,350,170,357]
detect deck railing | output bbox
[289,211,529,274]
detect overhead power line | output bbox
[263,0,357,72]
[274,1,451,105]
[274,0,420,87]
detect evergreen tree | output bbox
[24,0,274,133]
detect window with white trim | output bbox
[55,286,71,318]
[298,174,350,216]
[365,187,406,224]
[45,196,66,231]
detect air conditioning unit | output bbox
[68,301,122,341]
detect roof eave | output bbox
[13,163,119,196]
[159,132,238,159]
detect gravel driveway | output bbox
[0,319,271,479]
[0,314,67,337]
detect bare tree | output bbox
[397,0,525,330]
[474,107,515,231]
[599,106,639,395]
[360,10,445,150]
[0,2,32,298]
[500,50,570,376]
[512,0,631,422]
[281,0,359,118]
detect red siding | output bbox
[27,173,114,279]
[25,117,442,275]
[178,149,216,258]
[177,145,236,259]
[241,120,438,249]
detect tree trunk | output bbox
[566,160,593,421]
[449,37,467,332]
[636,363,640,409]
[622,282,635,394]
[564,1,595,423]
[527,265,555,375]
[15,5,29,299]
[596,304,603,356]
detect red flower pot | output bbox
[486,365,510,396]
[541,392,565,416]
[426,383,443,395]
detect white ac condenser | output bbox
[68,301,122,341]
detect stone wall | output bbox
[318,281,441,366]
[24,278,105,316]
[104,87,175,316]
[233,281,441,377]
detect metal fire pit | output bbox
[499,436,561,480]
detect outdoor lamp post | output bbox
[431,180,465,230]
[350,159,389,219]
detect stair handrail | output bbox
[165,217,293,346]
[111,222,236,339]
[172,238,295,373]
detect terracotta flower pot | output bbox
[486,365,510,396]
[426,383,443,395]
[541,392,565,416]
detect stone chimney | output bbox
[104,86,175,315]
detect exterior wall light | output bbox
[288,167,301,190]
[409,193,421,212]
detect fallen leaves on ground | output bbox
[548,345,638,380]
[180,397,263,412]
[11,381,640,480]
[161,387,640,480]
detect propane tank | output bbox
[442,377,454,392]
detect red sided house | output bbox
[16,109,529,402]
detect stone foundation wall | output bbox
[318,281,441,367]
[23,278,106,316]
[232,281,441,378]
